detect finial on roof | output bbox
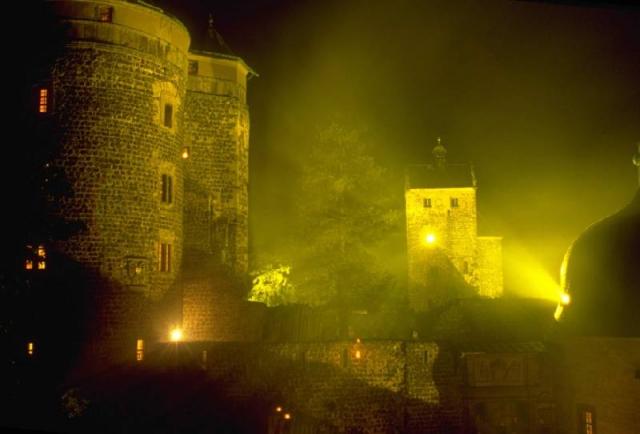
[208,13,216,40]
[206,12,233,54]
[433,137,447,168]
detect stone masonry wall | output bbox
[476,236,503,298]
[184,56,249,275]
[183,340,462,434]
[45,1,189,353]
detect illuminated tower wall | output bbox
[405,144,503,311]
[183,51,251,274]
[34,1,191,359]
[181,51,253,341]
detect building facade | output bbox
[405,140,503,311]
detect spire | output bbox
[204,13,234,55]
[433,137,447,168]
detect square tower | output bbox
[405,141,503,311]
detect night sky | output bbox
[142,1,639,293]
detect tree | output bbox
[253,122,401,309]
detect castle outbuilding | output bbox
[405,140,503,311]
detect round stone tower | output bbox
[39,0,190,358]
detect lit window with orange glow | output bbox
[37,261,46,270]
[38,88,48,113]
[27,342,34,356]
[283,413,291,420]
[136,339,144,361]
[578,406,596,434]
[181,147,190,159]
[275,406,282,413]
[37,245,46,258]
[25,260,33,270]
[355,350,361,360]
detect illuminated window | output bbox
[161,174,173,204]
[27,342,34,356]
[98,6,113,22]
[37,245,46,258]
[164,104,173,128]
[37,261,46,270]
[578,406,596,434]
[136,339,144,361]
[423,198,432,208]
[450,197,459,208]
[25,260,33,270]
[38,88,49,113]
[160,243,172,272]
[188,60,199,75]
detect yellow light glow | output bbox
[560,292,571,306]
[355,350,361,359]
[554,305,564,321]
[284,413,291,420]
[27,342,34,356]
[25,260,33,270]
[37,261,46,270]
[37,245,46,258]
[356,338,361,344]
[169,327,183,342]
[425,233,436,245]
[275,406,282,413]
[181,147,190,159]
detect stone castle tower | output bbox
[27,0,253,359]
[405,140,503,311]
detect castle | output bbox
[24,0,254,359]
[10,2,638,433]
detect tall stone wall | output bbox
[183,52,250,275]
[42,0,190,353]
[174,340,463,434]
[476,236,503,297]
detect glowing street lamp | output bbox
[169,327,183,342]
[424,233,436,246]
[560,292,571,306]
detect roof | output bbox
[406,163,476,189]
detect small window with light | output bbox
[578,405,596,434]
[38,88,49,113]
[24,244,47,271]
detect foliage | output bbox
[248,264,295,307]
[255,122,402,309]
